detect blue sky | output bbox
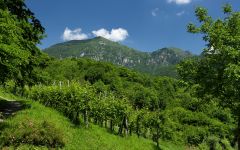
[26,0,239,54]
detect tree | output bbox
[0,0,45,43]
[0,0,48,91]
[178,4,240,149]
[148,112,164,149]
[0,10,29,85]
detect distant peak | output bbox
[159,47,184,53]
[93,36,111,41]
[95,36,105,39]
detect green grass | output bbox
[0,89,18,101]
[0,94,185,150]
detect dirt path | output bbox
[0,97,24,122]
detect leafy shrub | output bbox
[220,138,234,150]
[184,126,208,145]
[198,142,209,150]
[0,119,65,148]
[28,83,94,125]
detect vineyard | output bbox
[28,83,163,146]
[26,82,234,149]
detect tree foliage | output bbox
[178,4,240,149]
[0,0,49,91]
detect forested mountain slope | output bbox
[43,37,194,77]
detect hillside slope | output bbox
[0,96,184,150]
[43,37,193,77]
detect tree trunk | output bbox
[94,118,98,124]
[118,123,123,135]
[19,80,25,96]
[84,110,89,128]
[75,112,80,125]
[13,84,17,95]
[71,111,80,125]
[153,134,160,149]
[100,119,104,127]
[152,127,161,149]
[20,86,24,96]
[123,116,129,136]
[156,140,159,149]
[105,120,107,128]
[110,120,114,132]
[136,119,140,138]
[143,128,147,138]
[238,118,240,150]
[129,126,132,136]
[157,128,160,149]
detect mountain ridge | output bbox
[43,37,194,77]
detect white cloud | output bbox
[62,27,129,42]
[92,28,129,42]
[176,11,185,16]
[62,27,88,41]
[151,8,159,17]
[167,0,192,5]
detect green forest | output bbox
[0,0,240,150]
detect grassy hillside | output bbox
[0,94,185,150]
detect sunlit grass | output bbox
[0,92,184,150]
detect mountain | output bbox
[43,37,193,77]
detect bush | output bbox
[28,84,93,125]
[185,127,208,145]
[220,138,234,150]
[0,119,65,148]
